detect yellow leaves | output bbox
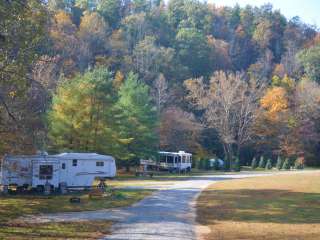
[8,91,16,98]
[260,87,288,115]
[113,71,124,90]
[272,74,295,90]
[79,12,107,37]
[118,138,134,145]
[282,75,295,89]
[54,11,73,26]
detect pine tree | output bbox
[113,72,158,170]
[258,156,266,168]
[265,159,272,170]
[276,156,283,170]
[282,158,291,170]
[48,67,117,153]
[251,157,258,169]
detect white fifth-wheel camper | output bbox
[0,153,116,190]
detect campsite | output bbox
[1,0,320,239]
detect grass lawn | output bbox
[0,188,153,239]
[0,220,112,240]
[197,172,320,240]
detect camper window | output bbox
[182,156,186,163]
[62,163,66,169]
[72,159,77,166]
[39,165,53,180]
[96,161,104,167]
[167,156,174,163]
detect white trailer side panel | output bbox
[0,156,32,186]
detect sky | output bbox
[208,0,320,27]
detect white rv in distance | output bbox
[158,151,192,172]
[0,153,116,191]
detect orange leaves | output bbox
[260,87,288,117]
[53,11,73,27]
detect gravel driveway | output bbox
[20,173,277,240]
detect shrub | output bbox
[276,156,283,170]
[233,157,241,172]
[258,156,266,168]
[282,158,291,170]
[251,157,258,169]
[265,159,272,170]
[294,157,305,170]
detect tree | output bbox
[254,76,320,165]
[78,11,109,60]
[97,0,122,28]
[152,73,170,114]
[258,156,266,168]
[122,13,149,52]
[297,43,320,83]
[276,156,283,170]
[282,158,291,170]
[251,157,258,169]
[0,0,48,156]
[113,72,158,170]
[132,36,175,83]
[294,157,304,169]
[175,27,210,77]
[48,68,117,153]
[265,159,272,170]
[159,106,202,153]
[185,71,264,169]
[50,10,81,76]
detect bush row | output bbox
[251,156,304,170]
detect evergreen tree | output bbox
[48,67,117,153]
[251,157,258,169]
[258,156,266,168]
[282,158,291,170]
[276,156,283,170]
[265,159,272,170]
[114,72,158,170]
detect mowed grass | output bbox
[197,172,320,240]
[0,220,112,240]
[0,189,153,239]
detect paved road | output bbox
[21,173,277,240]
